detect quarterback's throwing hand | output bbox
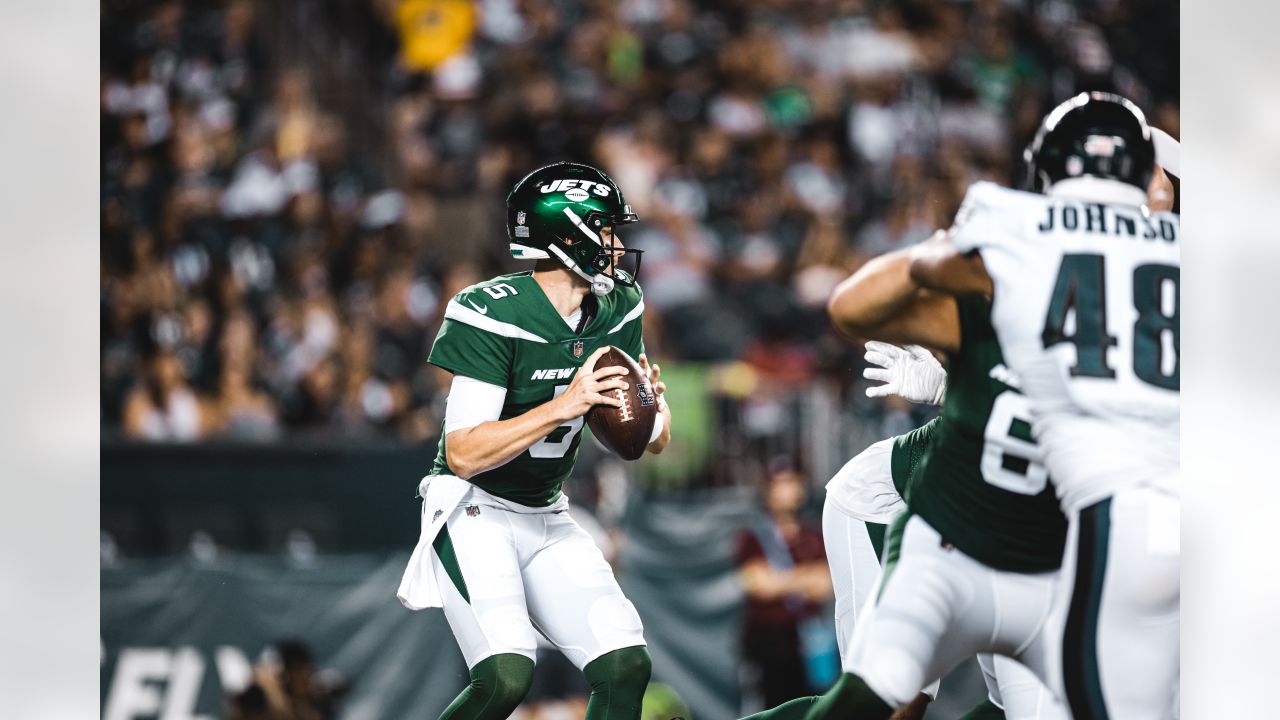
[863,341,947,405]
[555,346,628,419]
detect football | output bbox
[586,346,658,461]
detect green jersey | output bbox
[898,296,1067,573]
[426,272,646,506]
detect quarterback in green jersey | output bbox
[396,162,672,720]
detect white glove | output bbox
[863,341,947,405]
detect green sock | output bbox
[957,698,1007,720]
[438,653,534,720]
[741,695,819,720]
[802,673,894,720]
[584,645,652,720]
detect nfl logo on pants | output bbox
[465,505,480,517]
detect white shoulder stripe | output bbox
[445,300,548,343]
[606,299,645,334]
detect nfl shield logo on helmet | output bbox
[572,340,584,358]
[516,211,526,225]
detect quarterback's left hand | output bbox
[638,354,672,452]
[638,353,668,409]
[863,341,947,405]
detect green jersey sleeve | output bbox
[617,302,645,361]
[427,317,512,387]
[889,418,940,501]
[954,294,996,349]
[606,279,646,359]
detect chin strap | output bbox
[548,244,614,296]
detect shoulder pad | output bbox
[445,276,549,343]
[604,281,646,336]
[951,182,1041,252]
[955,182,1018,221]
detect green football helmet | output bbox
[507,161,641,296]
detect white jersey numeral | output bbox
[528,384,584,458]
[483,283,520,299]
[979,390,1048,496]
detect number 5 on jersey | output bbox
[529,384,585,458]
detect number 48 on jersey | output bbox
[1041,254,1179,391]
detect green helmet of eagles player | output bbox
[396,161,671,720]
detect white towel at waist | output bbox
[396,476,570,610]
[397,475,470,610]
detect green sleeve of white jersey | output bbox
[427,315,512,387]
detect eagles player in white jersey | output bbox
[911,93,1179,720]
[396,162,673,720]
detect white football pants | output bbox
[432,488,645,670]
[842,512,1067,719]
[980,653,1070,719]
[824,464,1066,720]
[1050,486,1179,720]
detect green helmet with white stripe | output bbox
[506,161,641,296]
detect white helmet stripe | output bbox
[562,207,602,245]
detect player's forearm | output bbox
[907,232,992,297]
[446,399,572,479]
[828,249,923,337]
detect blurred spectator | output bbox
[101,0,1177,444]
[122,339,210,442]
[735,459,833,710]
[228,638,349,720]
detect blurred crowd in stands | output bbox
[101,0,1179,443]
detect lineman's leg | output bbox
[957,654,1006,720]
[1059,488,1179,720]
[991,654,1068,720]
[432,508,539,719]
[822,496,887,673]
[821,499,939,718]
[524,513,649,720]
[805,514,998,720]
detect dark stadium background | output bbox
[99,1,1178,717]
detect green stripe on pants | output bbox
[433,524,471,604]
[1063,498,1112,720]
